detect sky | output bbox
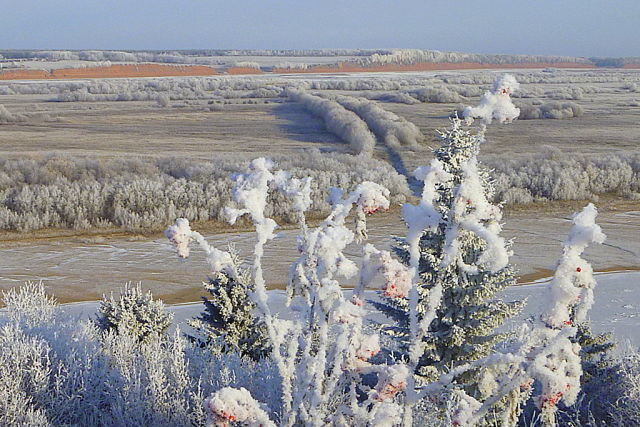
[1,0,638,57]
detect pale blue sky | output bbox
[1,0,638,57]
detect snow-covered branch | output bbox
[204,387,275,427]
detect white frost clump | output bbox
[352,181,391,241]
[355,181,391,215]
[360,244,412,298]
[274,172,312,219]
[402,159,452,264]
[442,155,511,274]
[225,158,278,236]
[378,251,412,298]
[356,334,381,361]
[204,387,275,427]
[372,364,409,402]
[164,217,195,258]
[165,218,236,277]
[370,401,404,427]
[463,74,521,124]
[451,388,484,426]
[541,203,606,328]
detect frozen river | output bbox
[0,208,638,304]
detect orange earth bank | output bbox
[0,61,603,81]
[0,63,218,80]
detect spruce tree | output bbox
[578,327,615,369]
[95,282,173,343]
[572,311,615,382]
[187,246,271,361]
[376,117,524,386]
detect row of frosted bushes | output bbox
[0,151,410,232]
[1,70,637,102]
[487,149,640,204]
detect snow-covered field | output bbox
[46,270,640,346]
[509,271,640,347]
[0,68,638,310]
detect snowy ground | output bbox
[1,69,638,162]
[507,270,640,348]
[49,270,640,347]
[0,69,638,304]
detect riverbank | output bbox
[1,201,637,304]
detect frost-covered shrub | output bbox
[287,89,376,155]
[487,148,640,203]
[608,350,640,425]
[543,87,586,100]
[366,91,421,105]
[410,87,464,103]
[0,151,410,232]
[330,94,424,149]
[0,104,26,123]
[1,281,56,328]
[518,101,584,119]
[95,282,173,342]
[0,325,52,426]
[156,94,170,107]
[168,159,413,425]
[0,280,282,426]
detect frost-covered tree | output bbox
[187,245,271,361]
[372,76,526,425]
[378,116,524,384]
[95,282,173,342]
[165,218,271,361]
[574,323,615,382]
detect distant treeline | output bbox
[1,49,639,68]
[2,70,636,107]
